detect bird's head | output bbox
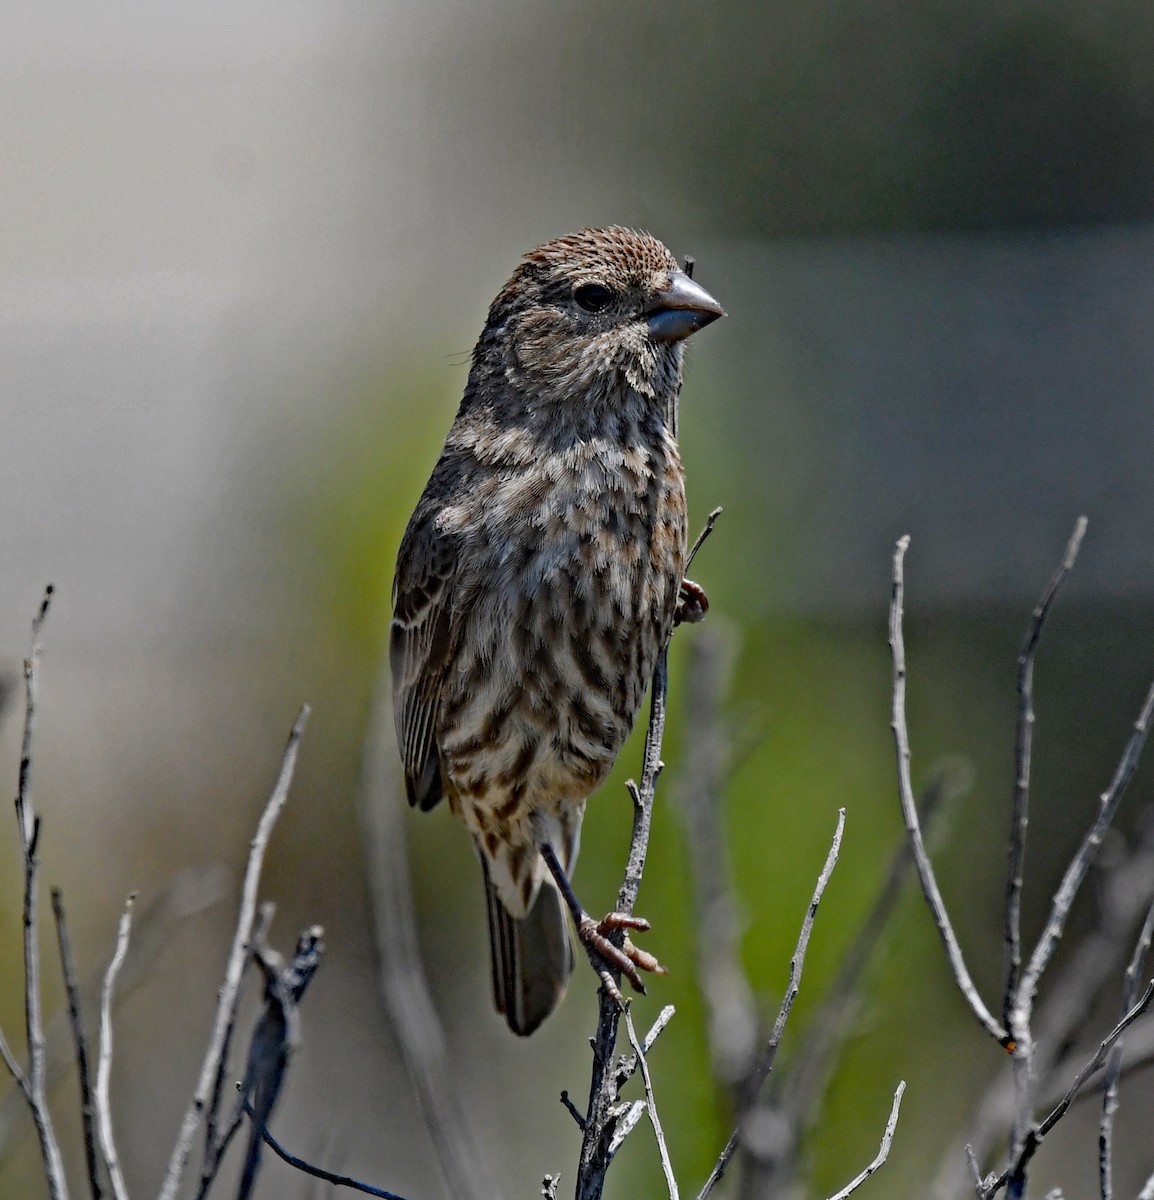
[475,227,724,411]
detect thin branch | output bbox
[825,1080,906,1200]
[1016,681,1154,1016]
[96,894,135,1200]
[986,980,1154,1200]
[0,865,229,1163]
[697,808,846,1200]
[781,761,964,1125]
[1099,894,1154,1200]
[242,1101,411,1200]
[8,584,69,1200]
[157,704,310,1200]
[577,647,671,1200]
[1003,518,1086,1033]
[931,813,1154,1199]
[624,1008,679,1200]
[52,888,102,1200]
[890,536,1008,1045]
[686,507,723,572]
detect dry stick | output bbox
[96,895,136,1200]
[51,889,102,1200]
[241,1101,410,1200]
[697,808,847,1200]
[356,661,502,1200]
[1098,895,1154,1200]
[890,537,1008,1046]
[624,1008,679,1200]
[576,507,722,1200]
[5,585,70,1200]
[1003,518,1087,1030]
[0,865,229,1163]
[825,1080,906,1200]
[156,704,310,1200]
[780,762,963,1128]
[1016,680,1154,1018]
[576,648,671,1200]
[931,820,1154,1200]
[991,980,1154,1200]
[1003,517,1088,1165]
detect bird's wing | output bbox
[390,513,458,811]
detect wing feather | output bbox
[390,513,458,810]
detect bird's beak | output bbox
[644,270,725,343]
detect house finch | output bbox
[391,227,723,1034]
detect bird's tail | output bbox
[483,860,574,1036]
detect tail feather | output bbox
[483,863,574,1036]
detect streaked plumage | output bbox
[391,227,722,1033]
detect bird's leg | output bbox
[674,577,709,626]
[538,841,667,1008]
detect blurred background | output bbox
[2,2,1154,1196]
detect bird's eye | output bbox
[573,283,614,313]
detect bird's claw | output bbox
[674,578,709,626]
[578,911,667,1008]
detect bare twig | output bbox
[1017,682,1154,1017]
[577,647,671,1200]
[986,980,1154,1200]
[1003,518,1087,1031]
[932,813,1154,1199]
[781,761,965,1128]
[356,660,502,1200]
[51,888,102,1200]
[242,1100,411,1199]
[157,704,310,1200]
[577,509,721,1200]
[3,585,70,1200]
[1003,519,1087,1163]
[1099,894,1154,1200]
[697,808,846,1200]
[686,507,723,572]
[890,537,1008,1045]
[0,865,229,1162]
[96,894,136,1200]
[229,920,326,1200]
[625,1007,679,1200]
[825,1080,906,1200]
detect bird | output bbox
[390,226,723,1035]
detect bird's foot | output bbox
[577,911,667,1008]
[674,578,709,626]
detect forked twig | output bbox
[624,1008,679,1200]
